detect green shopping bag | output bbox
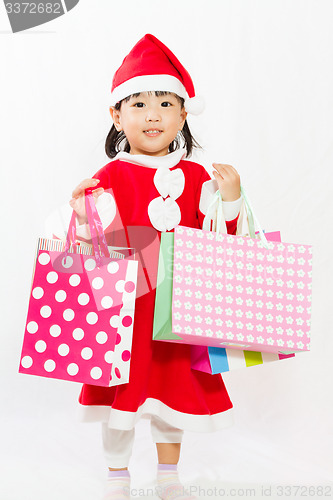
[152,232,182,342]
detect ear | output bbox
[109,106,122,131]
[179,107,187,131]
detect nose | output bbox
[145,105,161,122]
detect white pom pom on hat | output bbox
[110,34,204,115]
[184,95,205,115]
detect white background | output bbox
[1,0,332,498]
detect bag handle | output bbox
[202,185,269,249]
[240,186,268,248]
[85,189,110,265]
[64,190,110,266]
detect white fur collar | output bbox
[113,148,187,169]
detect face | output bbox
[110,92,187,156]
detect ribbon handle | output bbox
[85,190,110,266]
[240,186,268,248]
[202,185,269,249]
[64,190,110,266]
[64,211,78,261]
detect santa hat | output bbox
[110,34,204,115]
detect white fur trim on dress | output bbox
[148,197,181,232]
[78,397,234,433]
[113,148,186,169]
[110,75,189,106]
[116,151,187,232]
[153,167,185,200]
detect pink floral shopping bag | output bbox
[153,187,312,354]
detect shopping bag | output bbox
[154,228,296,372]
[19,192,138,387]
[153,187,312,354]
[191,345,295,374]
[190,230,296,373]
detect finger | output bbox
[69,197,82,210]
[222,164,240,178]
[213,170,223,180]
[92,187,104,198]
[215,167,230,180]
[223,166,239,180]
[212,165,225,179]
[213,171,224,187]
[213,174,226,187]
[212,163,223,172]
[227,165,238,175]
[72,178,100,198]
[217,166,238,181]
[212,163,228,170]
[212,164,232,179]
[213,163,234,169]
[213,163,238,177]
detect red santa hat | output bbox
[110,34,204,115]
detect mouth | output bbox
[143,129,163,137]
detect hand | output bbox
[212,163,241,201]
[69,178,104,224]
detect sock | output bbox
[156,464,196,500]
[103,470,130,500]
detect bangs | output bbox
[123,91,183,104]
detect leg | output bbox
[150,415,183,465]
[151,417,196,500]
[156,442,181,465]
[102,423,135,469]
[102,424,135,499]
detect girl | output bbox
[70,34,242,500]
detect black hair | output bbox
[105,91,201,159]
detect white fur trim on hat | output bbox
[184,95,205,115]
[110,74,189,106]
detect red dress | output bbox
[79,150,237,432]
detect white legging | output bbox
[102,416,184,468]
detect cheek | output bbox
[175,111,185,126]
[126,115,141,130]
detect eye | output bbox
[161,101,172,107]
[133,102,145,108]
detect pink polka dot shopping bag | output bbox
[153,187,312,355]
[19,193,138,387]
